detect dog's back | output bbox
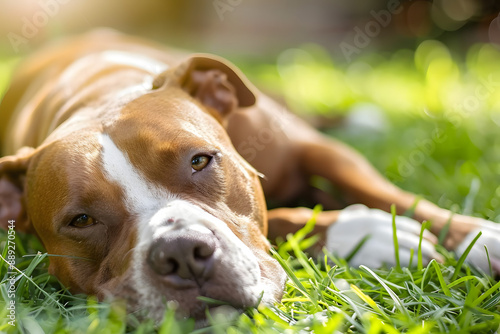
[0,29,186,154]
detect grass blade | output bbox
[418,221,430,271]
[360,265,409,318]
[345,235,371,263]
[430,260,451,297]
[391,204,401,271]
[350,284,391,322]
[452,231,481,281]
[471,280,500,307]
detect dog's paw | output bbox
[455,219,500,274]
[325,205,441,268]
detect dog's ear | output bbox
[0,147,34,232]
[153,55,257,117]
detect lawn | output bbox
[1,40,500,333]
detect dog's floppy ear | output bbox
[0,147,34,232]
[153,54,257,117]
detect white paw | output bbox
[325,205,441,268]
[455,220,500,274]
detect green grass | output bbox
[1,211,500,333]
[2,40,500,333]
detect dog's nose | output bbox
[147,229,216,287]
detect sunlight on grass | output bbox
[247,40,500,118]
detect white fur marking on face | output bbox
[99,134,175,216]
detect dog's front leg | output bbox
[296,137,500,273]
[267,207,339,247]
[267,206,440,268]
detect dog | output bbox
[1,30,499,322]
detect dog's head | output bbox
[0,54,286,321]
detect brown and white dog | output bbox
[0,30,499,321]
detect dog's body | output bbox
[1,30,499,321]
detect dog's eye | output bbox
[191,154,212,172]
[70,214,97,228]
